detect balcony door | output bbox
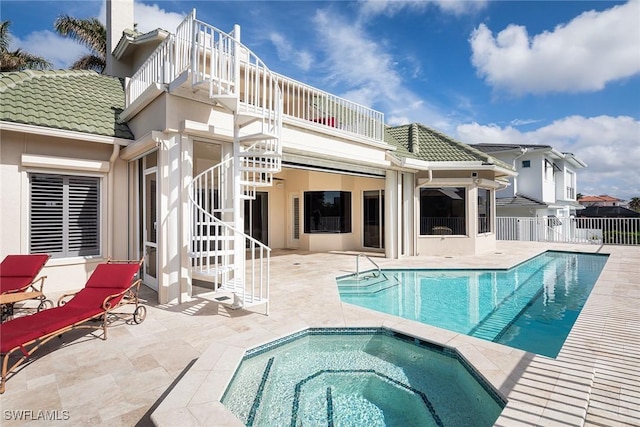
[244,192,268,246]
[363,190,384,249]
[142,154,158,290]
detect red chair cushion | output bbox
[62,287,126,312]
[0,255,49,278]
[0,276,34,293]
[0,305,100,353]
[85,263,139,290]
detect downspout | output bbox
[108,144,120,259]
[512,147,528,194]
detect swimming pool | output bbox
[338,251,608,358]
[222,328,504,426]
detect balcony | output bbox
[125,10,384,142]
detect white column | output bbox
[158,132,182,304]
[384,170,398,259]
[179,134,193,303]
[402,172,414,257]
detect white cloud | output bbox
[268,32,313,72]
[358,0,487,19]
[456,116,640,200]
[470,0,640,95]
[311,10,451,130]
[98,1,186,33]
[132,2,186,33]
[13,31,88,70]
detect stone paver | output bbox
[1,242,638,427]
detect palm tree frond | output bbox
[0,20,52,71]
[54,15,106,60]
[70,54,105,73]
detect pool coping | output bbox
[150,243,636,426]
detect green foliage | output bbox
[1,20,52,71]
[54,15,106,72]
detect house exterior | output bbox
[0,2,515,306]
[578,194,625,207]
[472,144,586,217]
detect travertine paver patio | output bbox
[1,242,638,426]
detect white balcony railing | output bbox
[277,72,385,141]
[496,216,640,245]
[125,11,384,142]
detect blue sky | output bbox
[3,0,640,201]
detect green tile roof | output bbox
[385,123,511,169]
[0,69,133,139]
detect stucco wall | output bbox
[0,129,131,294]
[412,175,497,256]
[273,168,385,252]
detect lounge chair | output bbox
[0,258,145,394]
[0,254,51,322]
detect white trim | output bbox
[0,121,132,146]
[120,131,160,161]
[120,82,164,121]
[282,153,386,177]
[400,157,517,177]
[21,154,110,173]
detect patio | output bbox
[1,241,638,426]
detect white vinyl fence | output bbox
[496,216,640,246]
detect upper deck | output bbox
[125,10,385,143]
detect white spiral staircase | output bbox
[181,12,282,312]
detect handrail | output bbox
[125,10,384,142]
[187,172,271,313]
[356,253,381,278]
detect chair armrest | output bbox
[58,290,80,306]
[29,276,47,293]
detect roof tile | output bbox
[385,123,511,169]
[0,69,133,139]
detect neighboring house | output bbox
[0,2,515,306]
[578,194,625,207]
[472,144,586,217]
[576,206,640,218]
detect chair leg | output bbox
[1,353,9,394]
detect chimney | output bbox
[105,0,134,77]
[409,123,419,154]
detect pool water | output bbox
[338,251,608,358]
[222,328,504,427]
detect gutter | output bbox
[107,144,120,259]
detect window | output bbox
[304,191,351,233]
[522,160,531,168]
[478,188,491,233]
[419,187,466,235]
[30,173,100,258]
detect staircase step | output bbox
[238,151,281,158]
[238,132,279,143]
[240,180,272,188]
[190,235,235,242]
[189,249,235,258]
[191,264,237,281]
[236,111,264,128]
[211,94,237,111]
[239,166,279,173]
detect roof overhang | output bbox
[0,121,133,146]
[563,152,587,168]
[396,157,517,178]
[113,28,171,60]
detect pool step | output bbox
[337,273,400,296]
[470,257,564,342]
